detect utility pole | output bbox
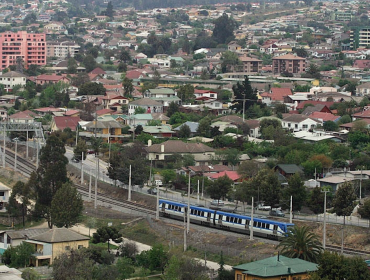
[3,124,5,168]
[187,171,191,233]
[89,168,93,202]
[289,195,293,224]
[149,160,153,186]
[81,152,84,184]
[322,187,330,250]
[360,168,363,203]
[183,210,187,252]
[26,130,28,159]
[197,180,200,205]
[250,197,254,240]
[128,164,132,201]
[242,94,246,122]
[94,159,98,209]
[156,180,160,220]
[14,140,18,172]
[36,139,39,169]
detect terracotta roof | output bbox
[53,116,80,131]
[9,110,37,120]
[215,115,244,125]
[96,108,115,115]
[89,67,106,75]
[352,109,370,118]
[245,119,260,129]
[36,74,69,81]
[125,70,145,79]
[0,71,27,78]
[240,56,262,62]
[151,113,170,121]
[261,88,292,101]
[30,228,89,243]
[301,104,328,115]
[205,171,241,181]
[308,112,340,122]
[145,140,214,154]
[34,107,63,113]
[64,110,79,116]
[296,101,334,110]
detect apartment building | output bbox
[350,27,370,49]
[46,41,80,58]
[0,31,46,70]
[272,54,306,75]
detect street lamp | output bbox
[322,186,330,250]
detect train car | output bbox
[158,199,294,240]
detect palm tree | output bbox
[277,225,323,263]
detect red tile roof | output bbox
[89,67,106,75]
[96,108,115,115]
[260,88,292,101]
[64,110,80,116]
[205,171,241,181]
[308,112,340,122]
[296,101,334,110]
[53,116,80,131]
[34,107,62,113]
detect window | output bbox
[237,275,243,280]
[65,246,70,250]
[295,124,298,129]
[0,192,4,196]
[78,245,83,249]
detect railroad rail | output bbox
[325,245,370,256]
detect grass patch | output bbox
[80,215,132,232]
[89,240,118,250]
[0,218,45,230]
[0,174,17,187]
[121,220,160,246]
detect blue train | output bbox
[159,199,294,239]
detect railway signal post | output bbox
[128,164,132,202]
[250,197,254,240]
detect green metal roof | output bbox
[276,164,303,174]
[148,88,176,94]
[233,256,317,277]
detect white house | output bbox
[282,114,322,132]
[0,71,27,92]
[0,182,11,211]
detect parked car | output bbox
[147,188,157,195]
[257,204,271,211]
[71,157,80,163]
[211,200,224,206]
[87,150,95,154]
[154,180,163,186]
[269,209,285,217]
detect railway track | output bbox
[325,245,370,256]
[77,184,156,215]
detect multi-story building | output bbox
[46,41,80,58]
[350,27,370,49]
[272,54,305,75]
[239,56,262,73]
[0,31,46,70]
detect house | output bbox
[301,104,332,116]
[25,228,89,267]
[260,88,292,105]
[173,121,199,137]
[282,114,322,132]
[0,182,11,211]
[274,164,303,179]
[0,229,49,254]
[9,110,37,123]
[0,71,27,92]
[317,175,357,192]
[233,255,318,280]
[272,54,306,74]
[151,113,170,125]
[228,41,242,52]
[145,140,215,166]
[89,67,107,78]
[308,112,340,122]
[0,108,7,121]
[125,114,153,126]
[142,125,175,138]
[205,171,242,183]
[102,95,129,113]
[145,88,181,106]
[50,116,80,132]
[128,98,163,115]
[356,82,370,96]
[245,119,260,138]
[194,89,218,99]
[34,74,70,85]
[352,106,370,120]
[84,120,123,142]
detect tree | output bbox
[178,124,191,138]
[105,1,114,18]
[358,198,370,219]
[161,169,176,185]
[22,268,41,280]
[116,257,135,280]
[217,251,234,280]
[50,183,83,228]
[122,77,134,97]
[307,186,332,214]
[348,130,370,149]
[74,140,88,160]
[221,51,241,72]
[196,116,211,137]
[310,154,333,169]
[206,175,233,202]
[83,54,97,72]
[8,180,31,228]
[78,82,106,96]
[253,168,281,207]
[237,160,262,179]
[92,226,122,252]
[163,255,208,280]
[177,84,195,104]
[30,134,68,228]
[134,107,146,114]
[52,249,95,280]
[135,124,143,135]
[119,49,131,63]
[67,57,78,74]
[231,76,258,113]
[323,120,339,131]
[167,101,179,117]
[215,148,241,170]
[3,242,35,268]
[277,225,323,263]
[212,13,238,44]
[90,137,102,156]
[281,173,307,211]
[312,251,370,280]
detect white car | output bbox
[155,180,163,186]
[211,200,224,206]
[257,204,271,211]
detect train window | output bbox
[238,218,242,224]
[253,222,257,227]
[273,225,278,231]
[245,220,250,225]
[219,215,223,220]
[226,216,229,222]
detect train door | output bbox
[161,202,165,212]
[207,212,211,222]
[273,225,278,235]
[218,214,223,225]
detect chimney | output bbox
[277,251,280,261]
[161,144,164,153]
[288,267,291,274]
[148,139,152,147]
